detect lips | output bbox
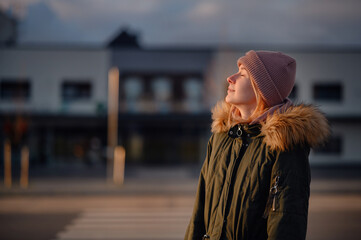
[228,87,235,92]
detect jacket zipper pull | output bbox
[272,176,280,211]
[262,175,280,219]
[272,194,277,211]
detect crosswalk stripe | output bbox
[83,207,193,212]
[65,224,188,231]
[55,207,193,240]
[72,217,189,224]
[79,212,191,217]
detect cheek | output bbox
[245,78,255,93]
[247,84,256,98]
[235,80,256,100]
[236,81,252,94]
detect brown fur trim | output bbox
[211,100,232,133]
[261,104,330,151]
[211,101,330,151]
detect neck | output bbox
[234,102,257,121]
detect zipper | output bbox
[220,136,248,233]
[202,234,210,240]
[262,175,280,219]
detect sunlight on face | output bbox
[225,64,256,107]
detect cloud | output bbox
[187,0,221,20]
[49,0,162,21]
[12,0,361,47]
[18,1,88,44]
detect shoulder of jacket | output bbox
[211,100,330,152]
[211,131,229,144]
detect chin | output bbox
[225,96,231,104]
[225,95,236,105]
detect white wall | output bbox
[289,52,361,116]
[0,48,110,115]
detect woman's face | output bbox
[225,64,257,106]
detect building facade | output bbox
[1,44,361,172]
[0,47,110,171]
[110,47,213,165]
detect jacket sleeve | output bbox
[267,146,311,240]
[184,134,213,240]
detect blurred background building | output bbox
[0,2,361,179]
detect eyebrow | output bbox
[239,66,247,72]
[237,60,246,71]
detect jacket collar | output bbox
[211,100,330,152]
[228,124,261,139]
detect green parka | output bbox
[184,102,330,240]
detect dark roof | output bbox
[107,28,140,49]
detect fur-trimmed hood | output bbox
[211,100,330,152]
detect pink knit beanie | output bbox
[237,50,296,107]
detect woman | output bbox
[184,50,330,240]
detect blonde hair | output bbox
[229,75,269,124]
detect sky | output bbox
[1,0,361,48]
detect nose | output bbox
[227,73,236,84]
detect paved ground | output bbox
[0,212,78,240]
[0,166,360,240]
[0,194,361,240]
[1,166,361,196]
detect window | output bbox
[152,77,172,101]
[124,77,143,100]
[123,76,144,112]
[121,72,203,102]
[121,74,151,101]
[152,77,172,113]
[313,135,342,154]
[0,79,31,101]
[184,78,202,100]
[184,78,203,112]
[313,83,343,101]
[62,81,91,101]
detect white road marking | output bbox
[54,207,193,240]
